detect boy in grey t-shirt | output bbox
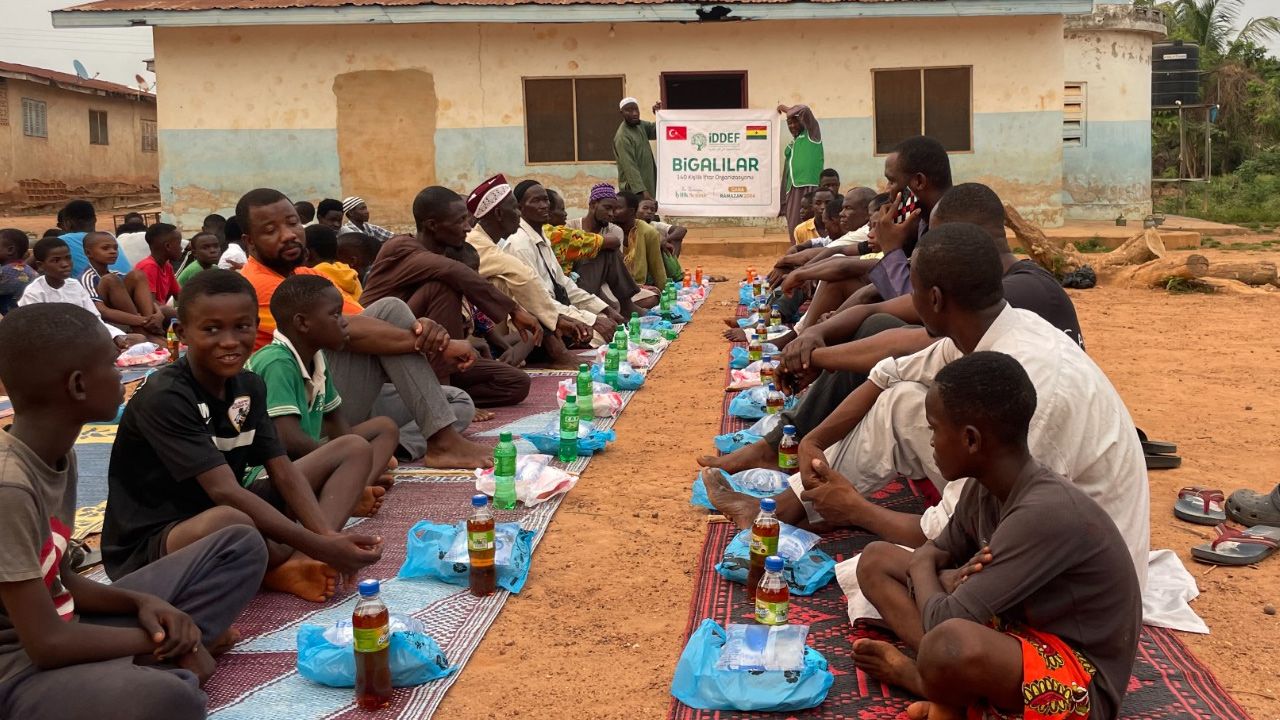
[0,304,268,720]
[850,351,1141,720]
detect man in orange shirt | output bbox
[236,188,492,469]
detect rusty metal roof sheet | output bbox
[60,0,914,9]
[0,61,154,99]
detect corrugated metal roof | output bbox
[0,61,155,99]
[60,0,913,9]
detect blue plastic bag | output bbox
[691,468,789,510]
[713,429,762,453]
[729,345,779,370]
[671,619,834,711]
[523,422,616,457]
[728,386,798,420]
[715,525,835,596]
[296,616,455,688]
[590,363,645,391]
[398,520,535,593]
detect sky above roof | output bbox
[9,0,1280,88]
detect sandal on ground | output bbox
[1173,486,1226,525]
[1146,453,1182,470]
[1190,524,1280,566]
[1137,427,1177,456]
[1225,485,1280,526]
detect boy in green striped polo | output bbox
[246,274,400,507]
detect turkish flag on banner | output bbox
[666,126,688,141]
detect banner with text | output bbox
[655,109,781,217]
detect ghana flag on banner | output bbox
[746,125,768,140]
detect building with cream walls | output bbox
[53,0,1164,230]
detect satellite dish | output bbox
[73,59,89,79]
[135,74,146,85]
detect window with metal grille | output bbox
[523,76,625,164]
[22,98,47,138]
[872,67,972,154]
[141,119,158,152]
[1063,82,1086,146]
[89,109,109,145]
[0,79,9,126]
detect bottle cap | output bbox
[772,304,780,310]
[763,354,772,362]
[500,431,513,442]
[783,424,796,435]
[765,555,784,572]
[768,383,777,391]
[471,494,489,508]
[631,312,639,319]
[579,363,589,371]
[358,579,380,596]
[566,395,576,403]
[760,497,776,512]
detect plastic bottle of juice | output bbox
[778,425,799,470]
[746,266,755,283]
[683,270,691,288]
[770,305,782,327]
[765,383,784,415]
[660,285,672,313]
[604,346,621,388]
[755,556,790,625]
[166,321,180,362]
[695,266,703,285]
[628,311,642,337]
[493,431,517,510]
[747,332,762,363]
[559,395,579,462]
[576,363,594,421]
[353,579,393,709]
[613,328,628,352]
[751,275,762,298]
[756,321,768,348]
[760,354,775,385]
[468,494,496,596]
[747,498,780,599]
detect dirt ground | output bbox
[436,250,1280,720]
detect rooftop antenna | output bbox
[72,59,89,79]
[134,73,154,93]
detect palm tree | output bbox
[1155,0,1280,56]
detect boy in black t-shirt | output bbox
[0,304,267,720]
[102,270,384,603]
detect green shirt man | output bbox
[614,97,658,198]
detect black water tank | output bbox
[1153,41,1201,106]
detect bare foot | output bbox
[473,409,496,422]
[907,701,965,720]
[353,486,386,517]
[723,327,747,342]
[374,472,396,489]
[697,439,776,474]
[263,553,339,603]
[701,468,767,529]
[207,627,241,656]
[853,639,926,696]
[423,428,494,469]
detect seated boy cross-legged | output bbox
[247,273,399,510]
[0,304,268,720]
[852,351,1141,720]
[101,270,384,603]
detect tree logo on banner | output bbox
[691,132,708,151]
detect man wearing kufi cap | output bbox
[340,196,394,243]
[614,97,661,198]
[464,174,597,366]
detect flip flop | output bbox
[1191,524,1280,566]
[1225,485,1280,526]
[1137,427,1177,456]
[1146,453,1182,470]
[1174,487,1226,525]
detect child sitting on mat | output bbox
[851,351,1140,720]
[100,270,384,603]
[176,232,224,287]
[79,231,167,341]
[0,303,267,720]
[245,274,398,494]
[0,228,36,315]
[19,237,143,348]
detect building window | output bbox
[1063,82,1086,147]
[141,119,158,152]
[523,76,624,164]
[872,67,972,154]
[22,98,47,138]
[89,110,109,145]
[0,79,8,126]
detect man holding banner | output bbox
[614,98,662,199]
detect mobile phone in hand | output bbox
[893,188,919,224]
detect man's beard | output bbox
[257,244,306,275]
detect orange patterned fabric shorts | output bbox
[967,626,1096,720]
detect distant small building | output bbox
[0,61,158,210]
[53,0,1162,229]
